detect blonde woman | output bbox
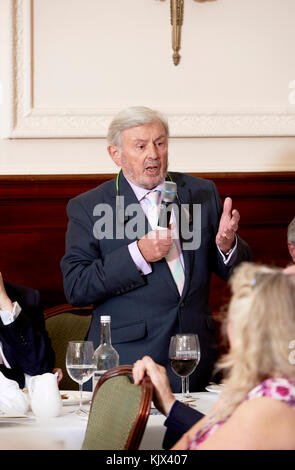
[133,262,295,450]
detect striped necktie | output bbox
[145,190,185,295]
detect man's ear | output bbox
[108,145,121,167]
[288,241,295,263]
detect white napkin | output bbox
[0,372,29,415]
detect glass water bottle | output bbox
[92,315,119,392]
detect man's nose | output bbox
[146,142,159,159]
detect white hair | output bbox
[107,106,169,148]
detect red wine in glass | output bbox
[169,334,200,401]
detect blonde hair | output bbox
[107,106,169,148]
[207,262,295,428]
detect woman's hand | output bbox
[133,355,176,416]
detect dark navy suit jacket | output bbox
[0,282,55,388]
[163,400,204,449]
[61,172,251,392]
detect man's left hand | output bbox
[216,197,240,254]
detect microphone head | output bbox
[162,181,177,203]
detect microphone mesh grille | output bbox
[162,181,177,203]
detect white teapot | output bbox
[29,372,62,418]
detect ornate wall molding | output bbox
[5,0,295,138]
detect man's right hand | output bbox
[137,228,173,263]
[133,355,176,416]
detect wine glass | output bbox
[66,341,96,417]
[169,334,200,402]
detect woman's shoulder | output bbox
[227,390,295,449]
[193,378,295,450]
[193,395,295,450]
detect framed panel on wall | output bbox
[3,0,295,138]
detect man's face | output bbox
[109,120,168,190]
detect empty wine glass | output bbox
[169,334,201,402]
[66,341,96,417]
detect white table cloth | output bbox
[0,392,219,450]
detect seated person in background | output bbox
[133,262,295,450]
[287,216,295,263]
[0,272,62,389]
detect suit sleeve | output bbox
[162,400,204,449]
[60,198,146,306]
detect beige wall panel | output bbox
[0,0,295,173]
[0,136,294,175]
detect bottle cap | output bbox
[100,315,111,322]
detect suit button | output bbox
[180,302,185,308]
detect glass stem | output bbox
[185,376,189,397]
[79,382,83,411]
[181,377,185,401]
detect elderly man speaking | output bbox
[60,106,251,392]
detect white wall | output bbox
[0,0,295,175]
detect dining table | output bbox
[0,391,219,450]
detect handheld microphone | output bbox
[157,181,177,228]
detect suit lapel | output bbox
[115,172,150,236]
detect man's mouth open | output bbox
[144,165,160,175]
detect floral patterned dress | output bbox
[188,378,295,450]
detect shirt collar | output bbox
[125,177,164,202]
